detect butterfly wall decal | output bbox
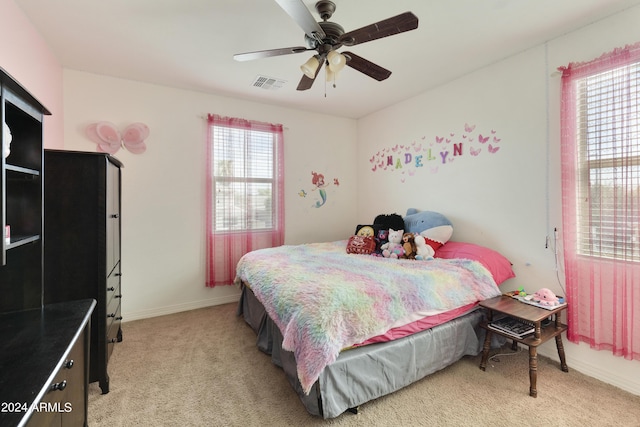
[368,122,504,180]
[86,121,150,154]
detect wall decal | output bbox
[86,121,150,154]
[369,123,503,182]
[298,171,340,208]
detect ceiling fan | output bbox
[233,0,419,91]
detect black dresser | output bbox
[44,150,123,394]
[0,299,95,427]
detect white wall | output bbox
[356,5,640,396]
[61,70,358,320]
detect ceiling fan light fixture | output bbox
[327,50,346,72]
[300,55,320,78]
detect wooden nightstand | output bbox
[479,295,569,397]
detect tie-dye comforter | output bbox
[235,240,501,395]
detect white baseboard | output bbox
[121,293,241,322]
[537,346,640,396]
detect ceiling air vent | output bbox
[252,75,286,90]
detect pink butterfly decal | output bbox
[414,144,422,152]
[464,123,476,133]
[470,147,481,156]
[86,122,120,154]
[435,136,444,143]
[369,155,375,163]
[462,134,467,139]
[493,136,501,143]
[371,164,377,172]
[333,178,340,186]
[491,129,497,134]
[478,134,489,143]
[488,144,500,153]
[446,138,451,143]
[86,122,149,154]
[392,144,399,152]
[421,136,426,140]
[408,169,415,176]
[400,178,406,183]
[121,123,150,154]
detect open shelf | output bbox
[6,164,40,176]
[6,234,41,250]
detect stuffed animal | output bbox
[532,288,560,306]
[401,232,417,259]
[373,213,405,232]
[381,229,405,259]
[414,235,434,260]
[404,208,454,254]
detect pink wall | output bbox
[0,0,64,148]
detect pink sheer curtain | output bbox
[205,114,284,287]
[560,42,640,360]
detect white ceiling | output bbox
[15,0,640,119]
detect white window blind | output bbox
[212,126,276,232]
[575,61,640,261]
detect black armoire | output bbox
[44,149,123,394]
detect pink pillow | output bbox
[435,241,515,285]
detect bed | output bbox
[235,237,515,418]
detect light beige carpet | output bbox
[88,303,640,426]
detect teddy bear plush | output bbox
[401,232,417,259]
[380,229,405,259]
[413,235,434,260]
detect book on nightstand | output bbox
[488,316,535,339]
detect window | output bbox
[574,61,640,261]
[560,42,640,361]
[205,114,284,287]
[212,124,277,232]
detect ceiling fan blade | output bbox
[275,0,326,42]
[343,52,392,81]
[233,46,310,62]
[297,56,325,91]
[339,11,418,46]
[296,75,315,91]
